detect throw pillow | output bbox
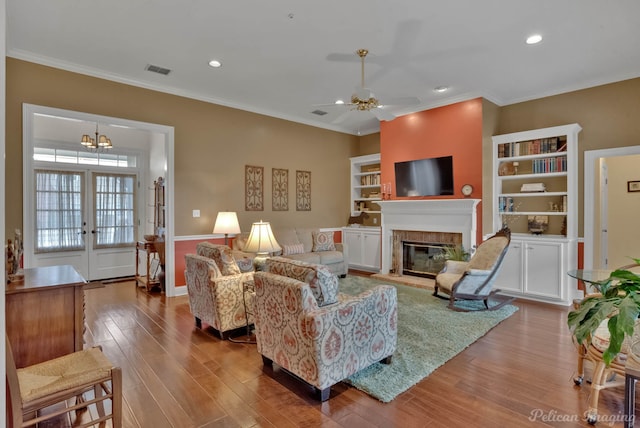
[312,231,336,252]
[214,246,242,276]
[235,257,254,273]
[282,243,305,256]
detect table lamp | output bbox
[243,220,281,271]
[213,211,241,246]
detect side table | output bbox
[625,344,640,427]
[230,279,256,344]
[135,240,161,292]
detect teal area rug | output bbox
[340,275,519,402]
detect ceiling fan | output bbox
[317,48,421,123]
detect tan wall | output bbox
[8,58,640,241]
[481,99,500,235]
[602,155,640,267]
[495,77,640,237]
[6,58,360,236]
[356,132,380,156]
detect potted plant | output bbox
[442,245,471,262]
[568,259,640,365]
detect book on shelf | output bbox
[520,183,547,192]
[498,196,515,212]
[497,137,564,158]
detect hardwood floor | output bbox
[79,277,635,427]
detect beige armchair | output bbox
[184,243,254,339]
[434,228,513,311]
[252,257,397,401]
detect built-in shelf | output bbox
[491,123,582,306]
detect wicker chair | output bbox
[433,227,513,311]
[6,336,122,427]
[572,263,640,425]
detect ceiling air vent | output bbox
[145,64,171,75]
[311,110,328,116]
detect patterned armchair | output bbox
[184,243,253,339]
[433,228,513,311]
[252,257,397,401]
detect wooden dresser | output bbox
[6,265,87,368]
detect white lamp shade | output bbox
[213,211,241,235]
[244,221,281,254]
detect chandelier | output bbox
[80,123,113,152]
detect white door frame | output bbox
[22,104,178,296]
[584,145,640,269]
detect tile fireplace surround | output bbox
[378,199,481,275]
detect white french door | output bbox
[32,168,137,281]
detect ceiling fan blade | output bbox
[332,110,353,124]
[381,96,421,106]
[371,108,396,122]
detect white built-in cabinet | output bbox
[342,227,381,272]
[491,124,581,305]
[495,238,566,302]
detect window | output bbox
[34,147,137,168]
[34,170,84,252]
[93,173,137,248]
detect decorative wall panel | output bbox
[272,168,288,211]
[245,165,264,211]
[296,170,311,211]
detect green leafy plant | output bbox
[567,258,640,365]
[442,245,470,262]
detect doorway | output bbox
[584,146,640,269]
[23,104,177,295]
[32,168,138,281]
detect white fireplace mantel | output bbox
[378,199,481,274]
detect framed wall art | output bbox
[245,165,264,211]
[296,170,311,211]
[628,180,640,192]
[272,168,289,211]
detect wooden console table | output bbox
[135,240,161,291]
[6,265,87,368]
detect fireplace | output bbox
[391,229,462,277]
[402,241,454,278]
[378,199,480,276]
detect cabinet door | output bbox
[524,241,564,300]
[493,241,524,293]
[343,230,363,266]
[362,232,381,270]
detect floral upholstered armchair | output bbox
[184,243,253,339]
[252,257,397,401]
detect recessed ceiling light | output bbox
[208,59,222,68]
[433,86,449,93]
[335,99,345,105]
[526,34,542,45]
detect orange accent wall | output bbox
[380,98,484,243]
[174,238,225,286]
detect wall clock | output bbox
[461,184,473,197]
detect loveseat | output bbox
[184,242,254,339]
[233,228,347,277]
[252,257,397,401]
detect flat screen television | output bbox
[394,155,454,197]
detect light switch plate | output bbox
[192,209,200,218]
